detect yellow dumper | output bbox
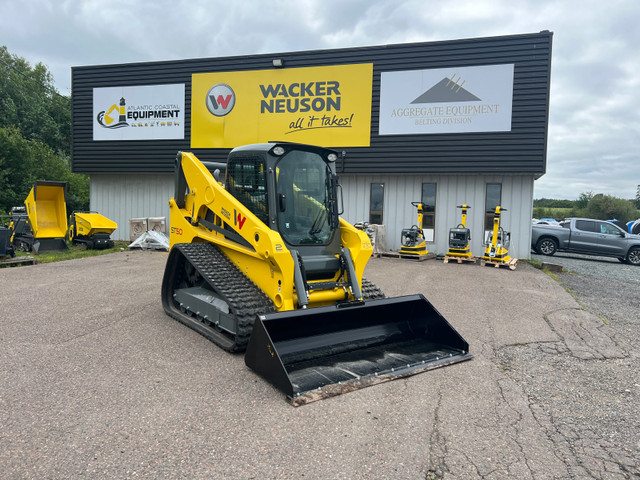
[12,181,69,254]
[68,212,118,249]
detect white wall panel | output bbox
[90,172,534,258]
[340,174,534,259]
[90,174,173,241]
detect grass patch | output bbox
[526,258,543,269]
[16,241,130,263]
[524,258,564,280]
[542,268,559,281]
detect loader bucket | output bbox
[245,294,472,406]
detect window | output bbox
[600,222,622,235]
[484,183,502,238]
[421,183,437,242]
[369,183,384,224]
[276,150,333,246]
[575,220,597,232]
[226,158,268,224]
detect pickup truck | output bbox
[531,217,640,265]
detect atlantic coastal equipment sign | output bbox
[191,64,373,148]
[93,84,185,141]
[379,64,514,135]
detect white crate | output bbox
[129,218,148,242]
[147,217,166,233]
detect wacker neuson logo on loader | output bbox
[93,84,185,141]
[378,64,514,135]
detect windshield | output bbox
[276,150,333,245]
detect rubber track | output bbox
[361,278,386,300]
[169,243,275,352]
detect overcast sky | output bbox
[1,0,639,200]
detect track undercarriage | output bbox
[161,243,386,352]
[161,243,276,352]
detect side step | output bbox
[245,294,472,406]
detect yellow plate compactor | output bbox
[398,201,430,257]
[161,143,471,405]
[447,204,473,258]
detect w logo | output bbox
[234,209,246,230]
[206,84,236,117]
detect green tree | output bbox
[0,46,71,155]
[575,191,594,209]
[533,198,574,208]
[582,194,637,223]
[0,47,87,215]
[0,127,88,214]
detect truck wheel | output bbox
[536,238,557,256]
[626,247,640,266]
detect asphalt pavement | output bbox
[0,251,637,479]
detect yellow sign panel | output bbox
[191,64,373,148]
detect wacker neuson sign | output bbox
[379,64,514,135]
[93,84,185,141]
[191,64,373,148]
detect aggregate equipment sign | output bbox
[191,64,373,148]
[93,84,185,141]
[379,64,514,135]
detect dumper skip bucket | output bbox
[245,294,472,405]
[25,180,68,253]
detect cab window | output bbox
[276,150,333,246]
[226,158,268,224]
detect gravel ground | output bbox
[497,253,640,479]
[531,251,640,284]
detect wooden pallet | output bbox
[379,251,435,262]
[480,258,518,270]
[443,255,477,264]
[0,256,37,268]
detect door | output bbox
[571,220,601,253]
[595,221,627,256]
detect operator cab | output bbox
[226,143,343,280]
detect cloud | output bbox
[1,0,639,199]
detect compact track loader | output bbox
[161,143,471,405]
[68,211,118,249]
[398,202,429,257]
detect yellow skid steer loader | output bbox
[161,143,471,405]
